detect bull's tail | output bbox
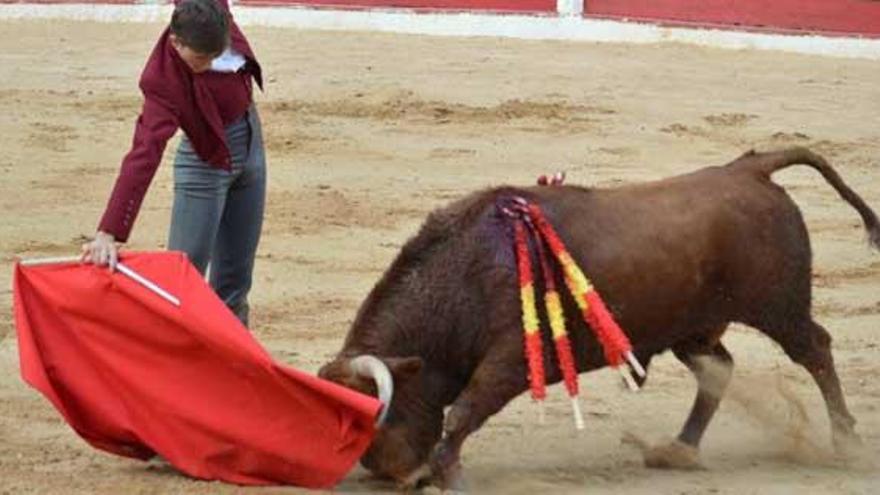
[730,146,880,251]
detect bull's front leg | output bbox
[430,334,527,492]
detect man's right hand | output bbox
[81,231,119,271]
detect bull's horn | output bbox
[349,355,393,426]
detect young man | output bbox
[82,0,266,326]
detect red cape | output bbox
[13,251,379,488]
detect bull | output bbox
[318,147,879,490]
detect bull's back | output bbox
[520,166,811,352]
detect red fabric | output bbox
[525,202,633,367]
[514,220,533,287]
[584,290,631,367]
[524,332,546,401]
[553,333,579,398]
[528,222,579,399]
[200,70,254,126]
[526,203,567,260]
[515,221,546,401]
[13,251,379,488]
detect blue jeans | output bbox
[168,105,266,326]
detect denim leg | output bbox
[168,138,231,275]
[209,108,267,326]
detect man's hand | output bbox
[81,231,119,271]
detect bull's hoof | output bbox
[833,432,867,463]
[396,463,432,491]
[642,440,704,470]
[428,444,466,493]
[431,463,466,493]
[422,488,467,495]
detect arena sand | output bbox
[0,19,878,494]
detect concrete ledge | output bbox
[1,3,878,60]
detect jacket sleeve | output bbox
[98,96,179,242]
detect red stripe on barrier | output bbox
[585,0,880,38]
[236,0,555,12]
[0,0,555,12]
[4,0,876,38]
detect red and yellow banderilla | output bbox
[507,195,646,429]
[522,216,585,430]
[525,202,646,390]
[514,220,546,407]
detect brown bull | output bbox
[318,147,880,490]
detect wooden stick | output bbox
[570,396,585,430]
[626,351,647,378]
[17,255,180,307]
[117,263,180,307]
[617,366,640,392]
[17,255,81,266]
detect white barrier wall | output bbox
[0,2,878,60]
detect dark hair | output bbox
[170,0,229,55]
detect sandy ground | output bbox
[1,18,879,494]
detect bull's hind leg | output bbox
[674,342,733,448]
[760,318,860,454]
[429,335,527,491]
[643,337,733,470]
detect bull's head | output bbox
[319,355,438,486]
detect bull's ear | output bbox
[317,359,374,394]
[384,356,423,382]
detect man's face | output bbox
[170,33,221,74]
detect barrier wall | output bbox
[0,0,554,10]
[236,0,555,12]
[3,0,879,37]
[584,0,880,38]
[229,0,880,37]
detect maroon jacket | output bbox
[99,3,263,242]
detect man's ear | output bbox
[169,33,182,49]
[384,356,423,383]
